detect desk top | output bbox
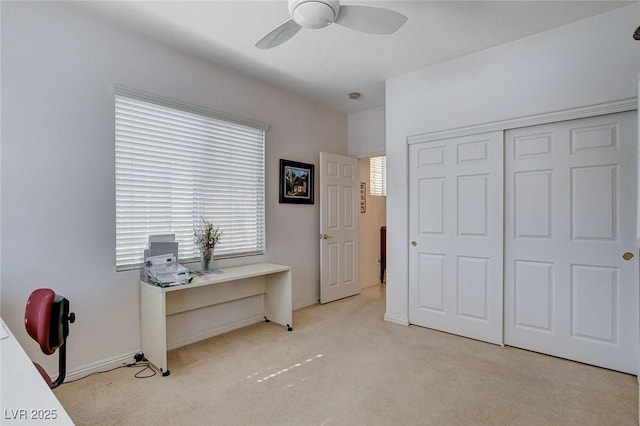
[0,318,74,424]
[141,262,292,293]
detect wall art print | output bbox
[279,159,314,204]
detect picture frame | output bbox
[279,159,314,204]
[360,182,366,213]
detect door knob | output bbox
[321,234,332,240]
[411,241,417,247]
[622,252,635,261]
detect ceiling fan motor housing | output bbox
[289,0,341,29]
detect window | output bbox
[369,156,386,196]
[114,86,268,270]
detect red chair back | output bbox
[24,288,75,389]
[25,288,56,355]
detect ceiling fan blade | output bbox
[335,5,407,35]
[255,19,302,50]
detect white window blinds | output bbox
[369,156,387,197]
[114,87,267,270]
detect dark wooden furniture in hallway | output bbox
[380,226,386,283]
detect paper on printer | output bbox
[145,254,190,286]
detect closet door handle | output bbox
[622,252,634,261]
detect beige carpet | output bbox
[55,285,638,425]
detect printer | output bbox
[144,235,191,286]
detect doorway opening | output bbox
[358,156,387,292]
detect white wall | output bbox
[385,4,640,325]
[1,2,347,376]
[348,106,385,158]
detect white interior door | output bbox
[320,152,359,303]
[409,132,504,345]
[504,111,638,374]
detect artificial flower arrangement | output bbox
[194,218,221,272]
[194,217,222,252]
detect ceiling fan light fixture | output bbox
[290,0,339,29]
[257,0,406,50]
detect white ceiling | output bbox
[73,1,631,115]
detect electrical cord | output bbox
[131,360,156,379]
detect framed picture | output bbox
[279,159,314,204]
[360,182,366,213]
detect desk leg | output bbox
[264,271,293,331]
[140,285,170,376]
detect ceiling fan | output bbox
[255,0,408,50]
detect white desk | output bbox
[0,318,74,425]
[140,262,293,376]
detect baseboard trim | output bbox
[384,313,409,326]
[361,281,382,289]
[65,351,138,383]
[293,298,318,311]
[167,314,264,351]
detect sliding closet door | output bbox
[409,132,503,345]
[504,111,638,374]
